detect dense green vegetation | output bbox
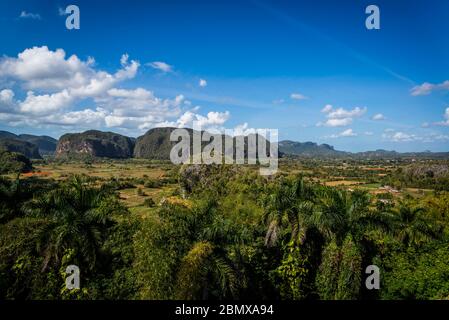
[0,150,33,174]
[0,137,41,159]
[1,160,449,300]
[57,130,135,159]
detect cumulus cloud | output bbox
[0,46,230,135]
[147,61,173,73]
[19,11,41,20]
[326,106,367,119]
[372,113,385,121]
[0,46,138,97]
[20,90,73,114]
[318,118,353,127]
[0,89,14,104]
[317,104,367,127]
[290,93,307,100]
[382,131,418,142]
[45,108,108,126]
[411,80,449,96]
[232,122,258,136]
[199,79,207,87]
[99,88,187,129]
[380,129,449,143]
[172,110,230,129]
[327,128,357,138]
[0,47,139,119]
[0,89,17,113]
[434,107,449,126]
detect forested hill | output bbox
[1,129,448,160]
[0,131,57,157]
[56,130,136,159]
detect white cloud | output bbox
[177,110,230,128]
[318,104,366,127]
[107,87,154,100]
[19,90,73,114]
[382,130,420,142]
[45,108,108,126]
[372,113,385,121]
[0,47,140,118]
[434,107,449,126]
[411,80,449,96]
[199,79,207,87]
[0,47,138,96]
[326,106,367,119]
[98,88,187,129]
[0,89,17,113]
[19,11,41,20]
[290,93,307,100]
[327,128,357,138]
[232,122,258,136]
[0,46,230,135]
[147,61,173,73]
[321,104,333,113]
[318,118,353,127]
[364,131,374,136]
[0,89,14,104]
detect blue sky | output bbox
[0,0,448,152]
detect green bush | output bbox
[143,198,156,207]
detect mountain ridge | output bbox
[1,129,448,160]
[0,131,57,157]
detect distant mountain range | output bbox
[279,140,449,159]
[0,131,58,158]
[278,140,448,159]
[0,129,448,160]
[278,140,346,157]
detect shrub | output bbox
[137,188,146,196]
[143,198,156,207]
[144,179,161,188]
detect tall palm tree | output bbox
[390,201,440,246]
[311,188,393,300]
[263,177,315,247]
[173,198,250,299]
[0,175,22,222]
[22,176,118,271]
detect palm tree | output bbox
[22,176,119,271]
[311,188,393,299]
[173,198,250,299]
[263,177,315,247]
[390,201,440,246]
[0,175,22,222]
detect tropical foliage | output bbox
[1,162,448,300]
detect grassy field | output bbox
[14,158,443,215]
[30,161,167,180]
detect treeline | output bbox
[1,165,449,299]
[384,164,449,191]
